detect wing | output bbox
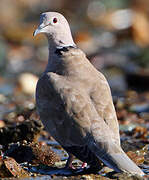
[36,73,92,146]
[36,71,118,145]
[89,72,120,146]
[36,72,117,165]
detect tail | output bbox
[98,149,144,176]
[89,142,144,176]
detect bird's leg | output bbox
[65,153,75,169]
[66,153,88,170]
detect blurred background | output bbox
[0,0,149,125]
[0,1,149,177]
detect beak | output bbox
[33,23,48,36]
[33,27,41,36]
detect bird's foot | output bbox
[81,162,87,168]
[65,162,87,171]
[65,154,88,170]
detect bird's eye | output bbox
[53,18,58,23]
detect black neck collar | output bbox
[55,46,77,55]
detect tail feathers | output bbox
[99,150,144,176]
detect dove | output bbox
[33,12,144,176]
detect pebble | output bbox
[0,120,5,128]
[18,73,38,95]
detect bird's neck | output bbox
[44,37,76,73]
[47,33,75,48]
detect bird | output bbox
[33,12,144,176]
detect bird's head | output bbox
[33,12,75,49]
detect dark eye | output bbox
[53,18,58,23]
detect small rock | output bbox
[5,141,60,166]
[0,94,6,103]
[0,120,5,128]
[0,157,29,178]
[130,103,149,113]
[18,73,38,95]
[0,119,43,145]
[112,172,146,180]
[31,142,60,166]
[127,151,144,165]
[4,157,29,178]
